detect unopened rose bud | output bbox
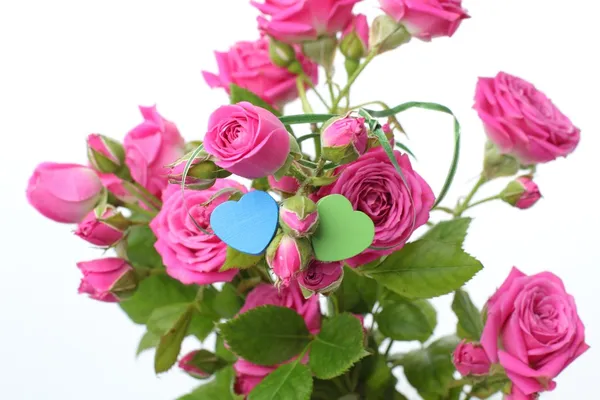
[268,175,300,196]
[453,340,491,376]
[369,15,411,53]
[322,116,369,164]
[483,141,520,180]
[76,258,137,302]
[87,134,126,175]
[168,151,230,190]
[269,38,302,74]
[178,350,227,379]
[298,260,344,298]
[340,14,369,60]
[266,233,312,287]
[501,176,541,209]
[279,196,319,237]
[75,206,127,246]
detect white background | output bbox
[1,0,598,399]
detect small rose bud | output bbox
[268,175,300,195]
[87,134,126,175]
[501,176,541,209]
[369,15,411,53]
[453,340,491,376]
[483,141,520,180]
[178,350,227,379]
[269,38,300,73]
[340,14,369,61]
[266,233,312,287]
[322,116,369,164]
[74,206,126,246]
[168,151,230,190]
[279,195,319,237]
[76,258,137,302]
[298,260,344,298]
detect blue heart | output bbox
[210,190,279,255]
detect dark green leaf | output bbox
[360,240,482,299]
[279,114,334,125]
[420,218,471,246]
[186,350,229,377]
[190,313,217,342]
[364,354,400,400]
[126,225,163,268]
[216,334,237,363]
[309,314,367,379]
[248,362,313,400]
[221,246,263,272]
[213,283,243,319]
[452,289,483,341]
[376,298,436,342]
[136,330,160,356]
[177,367,242,400]
[219,305,311,365]
[336,266,378,314]
[154,307,192,373]
[252,177,270,191]
[120,275,197,324]
[230,84,281,116]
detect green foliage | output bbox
[215,335,237,363]
[178,367,242,400]
[230,84,281,116]
[452,289,484,341]
[212,283,243,319]
[249,362,313,400]
[154,306,193,373]
[186,350,229,377]
[376,296,436,342]
[126,225,163,268]
[147,303,190,335]
[420,218,471,245]
[221,247,263,272]
[136,330,160,356]
[309,314,367,379]
[219,306,311,365]
[251,177,270,191]
[335,266,378,314]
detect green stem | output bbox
[325,66,336,110]
[311,124,322,160]
[465,194,501,210]
[122,181,159,211]
[454,175,487,217]
[349,100,404,133]
[433,206,455,215]
[300,72,330,110]
[384,340,394,357]
[296,133,320,144]
[369,303,381,332]
[122,202,157,218]
[296,76,314,114]
[289,162,309,183]
[132,182,162,209]
[331,47,379,113]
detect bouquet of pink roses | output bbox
[27,1,588,399]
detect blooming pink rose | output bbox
[202,37,318,108]
[453,340,491,376]
[481,267,589,397]
[322,116,369,164]
[268,175,300,195]
[252,0,362,43]
[75,207,124,246]
[474,72,580,164]
[124,105,185,197]
[298,260,344,295]
[150,179,247,285]
[234,359,275,396]
[27,162,104,223]
[379,0,469,40]
[340,14,369,59]
[204,102,291,179]
[317,148,435,266]
[77,258,135,302]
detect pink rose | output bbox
[453,340,491,376]
[27,162,104,223]
[149,179,247,285]
[340,14,369,59]
[501,176,542,210]
[317,148,435,266]
[98,173,135,203]
[252,0,362,43]
[124,105,185,197]
[298,260,344,296]
[204,102,291,179]
[322,116,369,164]
[268,175,300,195]
[474,72,580,164]
[279,195,319,237]
[234,359,275,396]
[75,207,124,246]
[77,258,135,302]
[379,0,469,41]
[266,234,312,287]
[178,351,212,379]
[481,267,589,397]
[87,133,125,174]
[202,37,318,108]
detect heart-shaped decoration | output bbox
[210,190,279,255]
[312,194,375,262]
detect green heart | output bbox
[312,194,375,262]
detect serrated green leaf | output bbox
[452,289,483,341]
[177,367,242,400]
[190,313,217,342]
[230,84,281,116]
[136,330,160,356]
[420,218,471,246]
[376,298,436,342]
[216,334,237,363]
[360,240,483,299]
[221,246,264,271]
[309,314,366,379]
[126,225,163,268]
[154,307,192,373]
[120,275,197,324]
[147,303,190,335]
[219,305,311,365]
[213,283,243,318]
[336,266,378,314]
[248,362,313,400]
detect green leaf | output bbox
[336,266,378,314]
[469,375,511,399]
[178,367,242,400]
[120,275,197,324]
[252,177,270,191]
[190,313,217,342]
[360,239,483,299]
[136,330,160,356]
[376,298,436,342]
[219,305,311,365]
[279,114,334,125]
[398,335,460,398]
[147,303,190,335]
[248,362,313,400]
[230,84,281,116]
[213,283,243,319]
[420,218,471,246]
[364,354,404,400]
[126,225,163,268]
[154,307,192,373]
[452,289,483,341]
[186,349,229,377]
[309,313,367,379]
[216,334,237,363]
[221,246,263,272]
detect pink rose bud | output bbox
[268,175,300,195]
[279,195,319,237]
[322,116,369,164]
[369,15,411,53]
[167,150,230,191]
[298,260,344,298]
[27,162,104,223]
[340,14,369,60]
[87,134,126,175]
[77,258,137,302]
[178,350,227,379]
[501,176,541,209]
[453,340,491,376]
[74,206,126,246]
[266,234,312,287]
